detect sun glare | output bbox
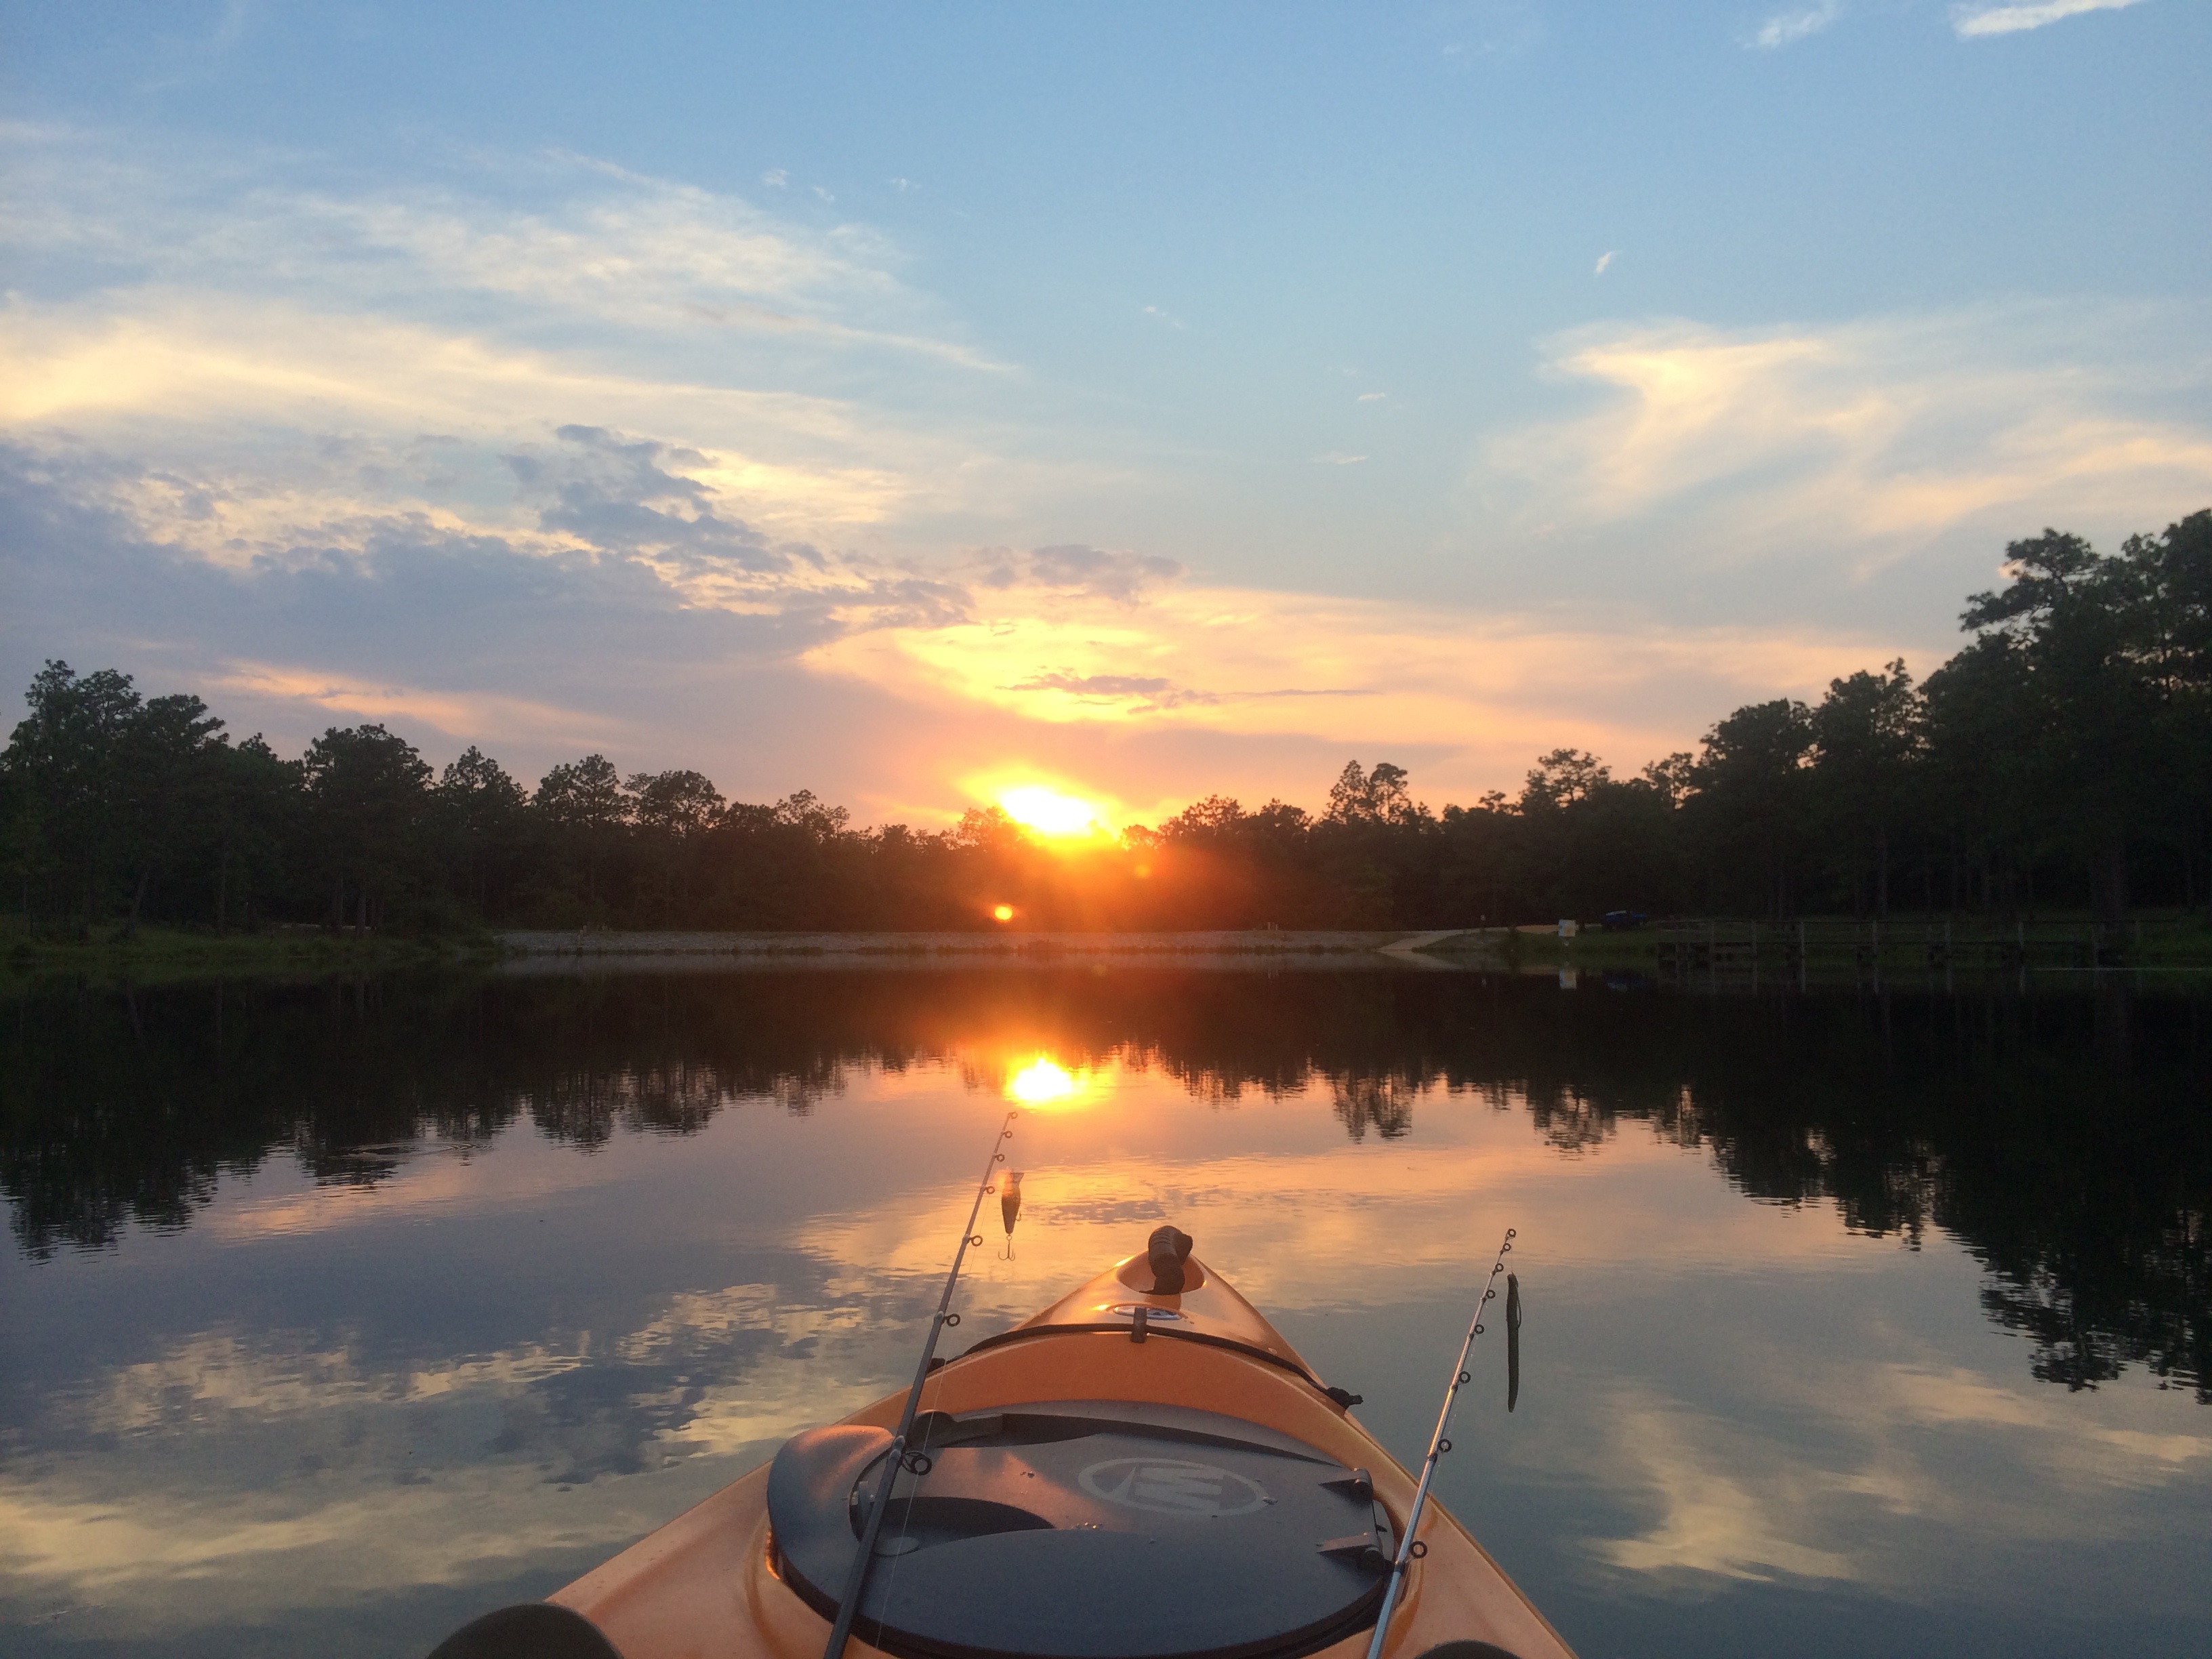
[1006,1057,1082,1108]
[992,903,1015,922]
[998,785,1109,839]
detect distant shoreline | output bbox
[0,924,1500,988]
[496,927,1424,956]
[8,918,2208,989]
[488,928,1488,975]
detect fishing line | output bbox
[822,1109,1017,1659]
[1362,1225,1516,1659]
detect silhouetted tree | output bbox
[302,724,432,930]
[1520,748,1612,811]
[534,754,629,917]
[1687,698,1814,918]
[5,661,143,932]
[112,691,228,935]
[1808,660,1920,917]
[1961,531,2171,923]
[436,746,528,920]
[2125,511,2212,918]
[205,735,304,931]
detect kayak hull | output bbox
[550,1256,1575,1659]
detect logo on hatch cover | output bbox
[1078,1457,1270,1517]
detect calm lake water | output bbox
[3,963,2208,1658]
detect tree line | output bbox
[3,513,2207,935]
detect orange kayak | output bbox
[430,1240,1577,1659]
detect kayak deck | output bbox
[766,1399,1393,1658]
[544,1252,1576,1659]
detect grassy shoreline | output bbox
[6,914,2209,989]
[0,922,496,989]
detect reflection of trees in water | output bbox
[1445,990,2206,1401]
[526,1059,848,1148]
[1170,1067,1258,1109]
[0,972,877,1253]
[1,968,2205,1401]
[1524,1086,1609,1153]
[1983,1269,2131,1393]
[1980,1203,2207,1396]
[1328,1073,1420,1141]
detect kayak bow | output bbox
[429,1230,1577,1659]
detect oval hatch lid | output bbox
[768,1401,1391,1659]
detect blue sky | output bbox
[4,0,2207,825]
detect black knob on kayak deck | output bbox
[1147,1225,1193,1293]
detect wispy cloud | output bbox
[980,544,1185,603]
[1593,250,1617,276]
[1482,302,2212,571]
[1,130,1007,369]
[996,670,1380,714]
[208,663,628,746]
[1752,2,1842,49]
[1952,0,2146,36]
[0,295,998,537]
[809,556,1910,797]
[1002,671,1221,710]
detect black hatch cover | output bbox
[767,1400,1393,1659]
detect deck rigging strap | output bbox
[1362,1226,1516,1659]
[821,1109,1017,1659]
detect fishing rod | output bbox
[1363,1226,1515,1659]
[821,1109,1017,1659]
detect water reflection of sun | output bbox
[1006,1057,1086,1109]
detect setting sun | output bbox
[998,785,1109,839]
[991,903,1015,922]
[1006,1057,1082,1108]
